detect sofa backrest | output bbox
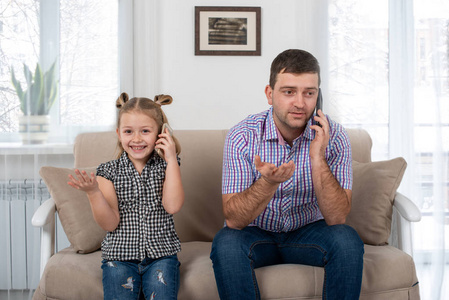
[73,128,372,243]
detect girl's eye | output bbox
[124,130,132,134]
[142,129,150,134]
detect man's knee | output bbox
[211,227,246,261]
[329,224,364,259]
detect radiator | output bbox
[0,179,49,290]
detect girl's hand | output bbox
[155,128,177,163]
[67,169,99,195]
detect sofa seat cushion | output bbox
[33,247,103,300]
[34,242,419,300]
[179,242,419,300]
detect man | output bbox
[210,49,364,300]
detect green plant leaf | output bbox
[11,61,58,115]
[11,67,26,113]
[31,64,44,115]
[43,61,58,114]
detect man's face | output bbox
[265,72,319,138]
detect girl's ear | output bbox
[116,127,121,140]
[116,92,129,108]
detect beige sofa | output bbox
[32,129,421,300]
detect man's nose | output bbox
[293,95,305,108]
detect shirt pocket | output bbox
[115,181,139,212]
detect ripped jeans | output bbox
[101,254,180,300]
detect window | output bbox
[329,0,449,298]
[328,0,390,160]
[0,0,118,143]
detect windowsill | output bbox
[0,143,73,155]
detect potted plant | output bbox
[11,62,58,144]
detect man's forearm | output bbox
[312,158,351,225]
[223,177,279,230]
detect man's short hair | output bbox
[269,49,321,88]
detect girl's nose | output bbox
[133,133,142,141]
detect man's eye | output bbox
[283,90,295,95]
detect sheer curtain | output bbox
[0,1,119,299]
[329,0,449,299]
[411,1,449,298]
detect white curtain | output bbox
[410,1,449,298]
[329,0,449,299]
[0,1,119,299]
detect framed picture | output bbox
[195,6,261,56]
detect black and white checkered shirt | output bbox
[96,152,181,261]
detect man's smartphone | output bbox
[156,123,173,157]
[313,88,323,127]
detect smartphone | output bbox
[156,123,173,157]
[313,88,323,127]
[161,123,173,136]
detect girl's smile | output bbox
[116,111,159,173]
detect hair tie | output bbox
[154,94,173,106]
[116,92,130,109]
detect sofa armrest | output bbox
[394,192,421,222]
[32,198,56,278]
[393,192,421,257]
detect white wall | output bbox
[124,0,329,130]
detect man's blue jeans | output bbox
[101,254,180,300]
[210,220,364,300]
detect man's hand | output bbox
[255,155,295,184]
[309,109,329,160]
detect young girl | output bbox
[68,92,184,300]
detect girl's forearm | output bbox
[86,189,120,232]
[162,162,185,214]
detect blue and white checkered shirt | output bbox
[222,107,353,232]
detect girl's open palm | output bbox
[67,169,99,194]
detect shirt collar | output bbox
[119,151,161,173]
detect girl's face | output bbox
[116,111,159,170]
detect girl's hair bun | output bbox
[154,94,173,106]
[116,92,130,109]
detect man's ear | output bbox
[265,84,273,105]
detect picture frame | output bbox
[195,6,261,56]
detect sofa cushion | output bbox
[34,243,418,300]
[40,166,106,253]
[33,248,103,300]
[346,158,407,245]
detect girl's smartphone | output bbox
[161,123,173,136]
[156,123,173,157]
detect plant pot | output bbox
[19,115,50,144]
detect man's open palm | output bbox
[255,155,295,185]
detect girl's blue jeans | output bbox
[101,254,180,300]
[210,220,364,300]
